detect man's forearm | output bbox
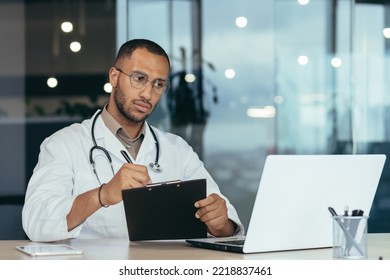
[66,187,102,231]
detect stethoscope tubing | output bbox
[89,110,162,185]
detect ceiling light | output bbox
[236,17,248,28]
[185,73,196,83]
[70,41,81,52]
[225,69,236,79]
[297,55,309,65]
[61,21,73,33]
[47,77,58,88]
[104,83,112,93]
[383,28,390,39]
[247,106,276,118]
[331,57,342,68]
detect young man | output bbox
[22,39,242,242]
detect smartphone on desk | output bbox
[16,244,83,257]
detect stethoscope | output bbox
[89,110,163,184]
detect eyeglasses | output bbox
[115,68,169,95]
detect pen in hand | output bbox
[121,150,133,163]
[120,150,152,185]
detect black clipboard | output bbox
[122,178,207,241]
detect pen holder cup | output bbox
[332,215,368,259]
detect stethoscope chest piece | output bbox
[149,162,163,173]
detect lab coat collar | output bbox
[92,111,156,163]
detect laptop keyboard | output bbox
[217,239,245,246]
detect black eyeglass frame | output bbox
[115,68,169,95]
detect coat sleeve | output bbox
[22,129,83,242]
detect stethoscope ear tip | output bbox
[149,162,163,173]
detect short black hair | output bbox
[114,39,170,68]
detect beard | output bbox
[113,85,153,124]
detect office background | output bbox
[0,0,389,239]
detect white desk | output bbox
[0,233,389,260]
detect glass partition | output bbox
[354,1,390,232]
[275,0,390,231]
[274,0,353,154]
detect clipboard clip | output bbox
[146,180,182,188]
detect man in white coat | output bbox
[22,39,242,242]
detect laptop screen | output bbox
[242,154,385,253]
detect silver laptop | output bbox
[186,154,386,253]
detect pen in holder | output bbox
[331,215,368,259]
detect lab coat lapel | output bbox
[93,115,127,163]
[136,122,156,163]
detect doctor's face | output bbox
[109,48,170,124]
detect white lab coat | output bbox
[22,110,243,242]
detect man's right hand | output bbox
[99,163,151,206]
[67,163,150,231]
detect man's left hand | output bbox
[195,193,236,237]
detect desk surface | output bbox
[1,233,389,260]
